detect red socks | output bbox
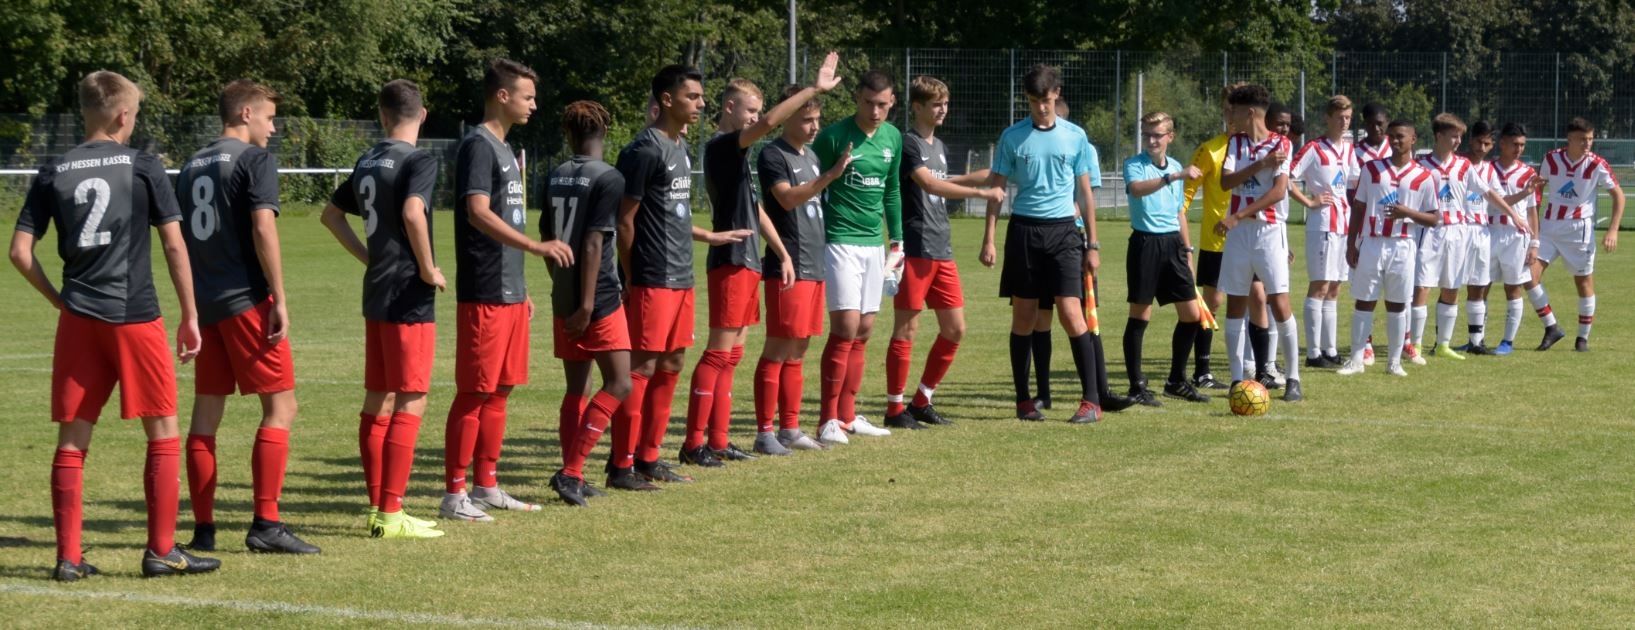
[563,392,619,479]
[52,448,85,563]
[754,358,783,433]
[184,434,216,524]
[145,437,179,555]
[841,339,868,423]
[779,360,804,430]
[474,390,510,489]
[914,337,960,407]
[358,412,390,508]
[559,392,587,458]
[443,392,484,494]
[820,337,851,422]
[639,369,679,463]
[251,427,289,522]
[886,339,913,416]
[379,412,421,514]
[707,346,743,450]
[685,351,730,451]
[611,372,648,469]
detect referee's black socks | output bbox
[1123,318,1149,389]
[1010,333,1033,402]
[1068,332,1101,405]
[1171,321,1201,384]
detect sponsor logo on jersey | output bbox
[1438,182,1453,202]
[846,171,885,189]
[1331,172,1345,187]
[1379,190,1400,206]
[57,155,133,173]
[881,148,894,161]
[1558,181,1579,199]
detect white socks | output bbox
[1276,317,1300,381]
[1323,300,1339,356]
[1467,300,1487,346]
[1411,305,1428,347]
[1351,310,1375,363]
[1504,298,1524,343]
[1305,297,1323,359]
[1387,310,1408,366]
[1435,302,1457,346]
[1225,317,1246,382]
[1527,285,1557,327]
[1579,296,1596,339]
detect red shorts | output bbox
[365,320,435,394]
[195,298,295,396]
[52,311,177,422]
[895,257,965,311]
[625,286,695,353]
[553,307,633,361]
[455,302,529,393]
[708,265,762,328]
[765,279,825,339]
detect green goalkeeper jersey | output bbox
[813,117,903,246]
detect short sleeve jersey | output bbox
[453,125,527,304]
[15,141,181,324]
[1540,148,1618,221]
[1356,159,1438,239]
[1121,153,1183,234]
[757,138,825,281]
[616,127,695,288]
[993,118,1095,220]
[1459,159,1506,224]
[703,130,762,272]
[900,129,954,260]
[1492,160,1539,231]
[178,138,282,325]
[813,118,903,245]
[544,156,624,321]
[1183,133,1231,252]
[1291,137,1357,234]
[1221,133,1293,225]
[1416,153,1488,226]
[329,140,439,323]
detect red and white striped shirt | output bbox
[1349,138,1393,190]
[1222,132,1292,225]
[1293,137,1357,234]
[1357,158,1438,239]
[1540,148,1618,220]
[1417,153,1494,226]
[1463,160,1504,224]
[1490,160,1538,232]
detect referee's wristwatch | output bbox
[1087,241,1100,251]
[1183,245,1195,253]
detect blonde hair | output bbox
[1325,95,1353,115]
[910,75,949,105]
[1141,111,1174,133]
[78,71,143,120]
[720,78,763,105]
[1432,112,1467,135]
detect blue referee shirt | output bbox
[1122,153,1183,233]
[994,118,1100,220]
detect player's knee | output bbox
[603,374,632,400]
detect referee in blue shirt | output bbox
[979,64,1118,424]
[1121,112,1211,404]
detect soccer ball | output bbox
[1229,380,1271,416]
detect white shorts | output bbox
[1352,237,1418,304]
[1489,225,1534,286]
[1219,222,1290,297]
[1305,230,1350,283]
[824,243,884,314]
[1465,225,1493,286]
[1416,224,1471,290]
[1537,218,1596,276]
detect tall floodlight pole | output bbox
[788,0,798,84]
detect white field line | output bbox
[0,582,696,629]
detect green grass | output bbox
[2,205,1635,628]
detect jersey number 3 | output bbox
[359,175,380,237]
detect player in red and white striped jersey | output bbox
[1530,117,1625,352]
[1214,84,1303,401]
[1288,96,1357,368]
[1414,113,1520,360]
[1337,120,1442,377]
[1459,122,1540,355]
[1347,103,1392,365]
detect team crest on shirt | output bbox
[1331,172,1345,187]
[1380,190,1400,206]
[881,148,893,161]
[674,202,689,217]
[1438,182,1453,202]
[1559,181,1579,199]
[805,200,819,219]
[512,208,524,224]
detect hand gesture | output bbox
[1604,230,1618,253]
[177,319,202,364]
[1259,149,1287,170]
[421,266,447,291]
[1385,203,1411,220]
[709,229,754,246]
[979,241,997,268]
[826,143,855,178]
[266,301,290,343]
[982,186,1006,204]
[1316,192,1335,207]
[813,52,842,93]
[1215,213,1239,235]
[536,240,575,267]
[1181,166,1203,181]
[780,258,796,290]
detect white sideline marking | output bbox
[0,582,686,629]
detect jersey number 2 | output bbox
[75,178,112,249]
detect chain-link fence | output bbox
[6,50,1634,218]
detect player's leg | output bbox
[1194,256,1226,388]
[241,389,317,553]
[635,289,692,479]
[1433,286,1466,359]
[51,419,97,581]
[907,305,964,426]
[773,285,825,449]
[556,347,637,504]
[1124,234,1159,404]
[373,322,442,539]
[1573,272,1595,351]
[139,413,222,576]
[885,307,922,426]
[443,304,488,513]
[682,326,738,465]
[843,246,886,435]
[470,304,539,511]
[1053,292,1104,423]
[707,326,753,458]
[1528,227,1567,350]
[1011,298,1044,419]
[359,320,394,516]
[1257,237,1301,400]
[1303,234,1328,365]
[48,313,116,581]
[1031,305,1054,407]
[1466,283,1491,351]
[1340,240,1385,376]
[821,308,861,442]
[1124,302,1156,402]
[182,394,226,551]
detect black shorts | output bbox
[1127,231,1197,306]
[1195,249,1223,288]
[1000,217,1084,301]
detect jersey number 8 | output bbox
[190,176,219,241]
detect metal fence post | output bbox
[1554,52,1562,146]
[1114,50,1123,168]
[904,48,912,129]
[1299,70,1306,124]
[1009,49,1017,122]
[1135,71,1144,158]
[1441,52,1448,112]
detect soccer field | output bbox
[2,206,1634,627]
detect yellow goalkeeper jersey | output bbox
[1183,133,1231,252]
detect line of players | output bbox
[15,60,1621,580]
